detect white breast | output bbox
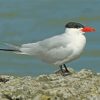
[60,34,86,64]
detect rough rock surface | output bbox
[0,68,100,100]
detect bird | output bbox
[0,22,95,75]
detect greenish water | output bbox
[0,0,100,76]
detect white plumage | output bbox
[0,22,95,74]
[19,28,86,66]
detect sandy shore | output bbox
[0,68,100,100]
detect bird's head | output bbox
[65,22,95,34]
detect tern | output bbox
[0,22,95,75]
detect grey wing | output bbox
[38,35,69,49]
[20,35,73,63]
[21,35,67,49]
[20,34,69,54]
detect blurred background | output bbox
[0,0,99,76]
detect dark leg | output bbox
[59,65,65,76]
[55,64,70,76]
[63,64,70,73]
[59,65,64,73]
[60,64,70,76]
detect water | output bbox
[0,0,100,76]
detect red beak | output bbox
[81,26,96,32]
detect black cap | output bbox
[65,22,84,28]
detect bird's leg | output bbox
[63,64,70,73]
[59,65,64,73]
[55,64,70,76]
[59,64,70,76]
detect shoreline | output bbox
[0,68,100,100]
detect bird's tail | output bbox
[0,48,20,52]
[0,43,21,53]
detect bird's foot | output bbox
[62,70,71,76]
[55,68,71,76]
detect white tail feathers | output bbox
[4,43,20,50]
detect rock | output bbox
[0,68,100,100]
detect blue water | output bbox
[0,0,100,76]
